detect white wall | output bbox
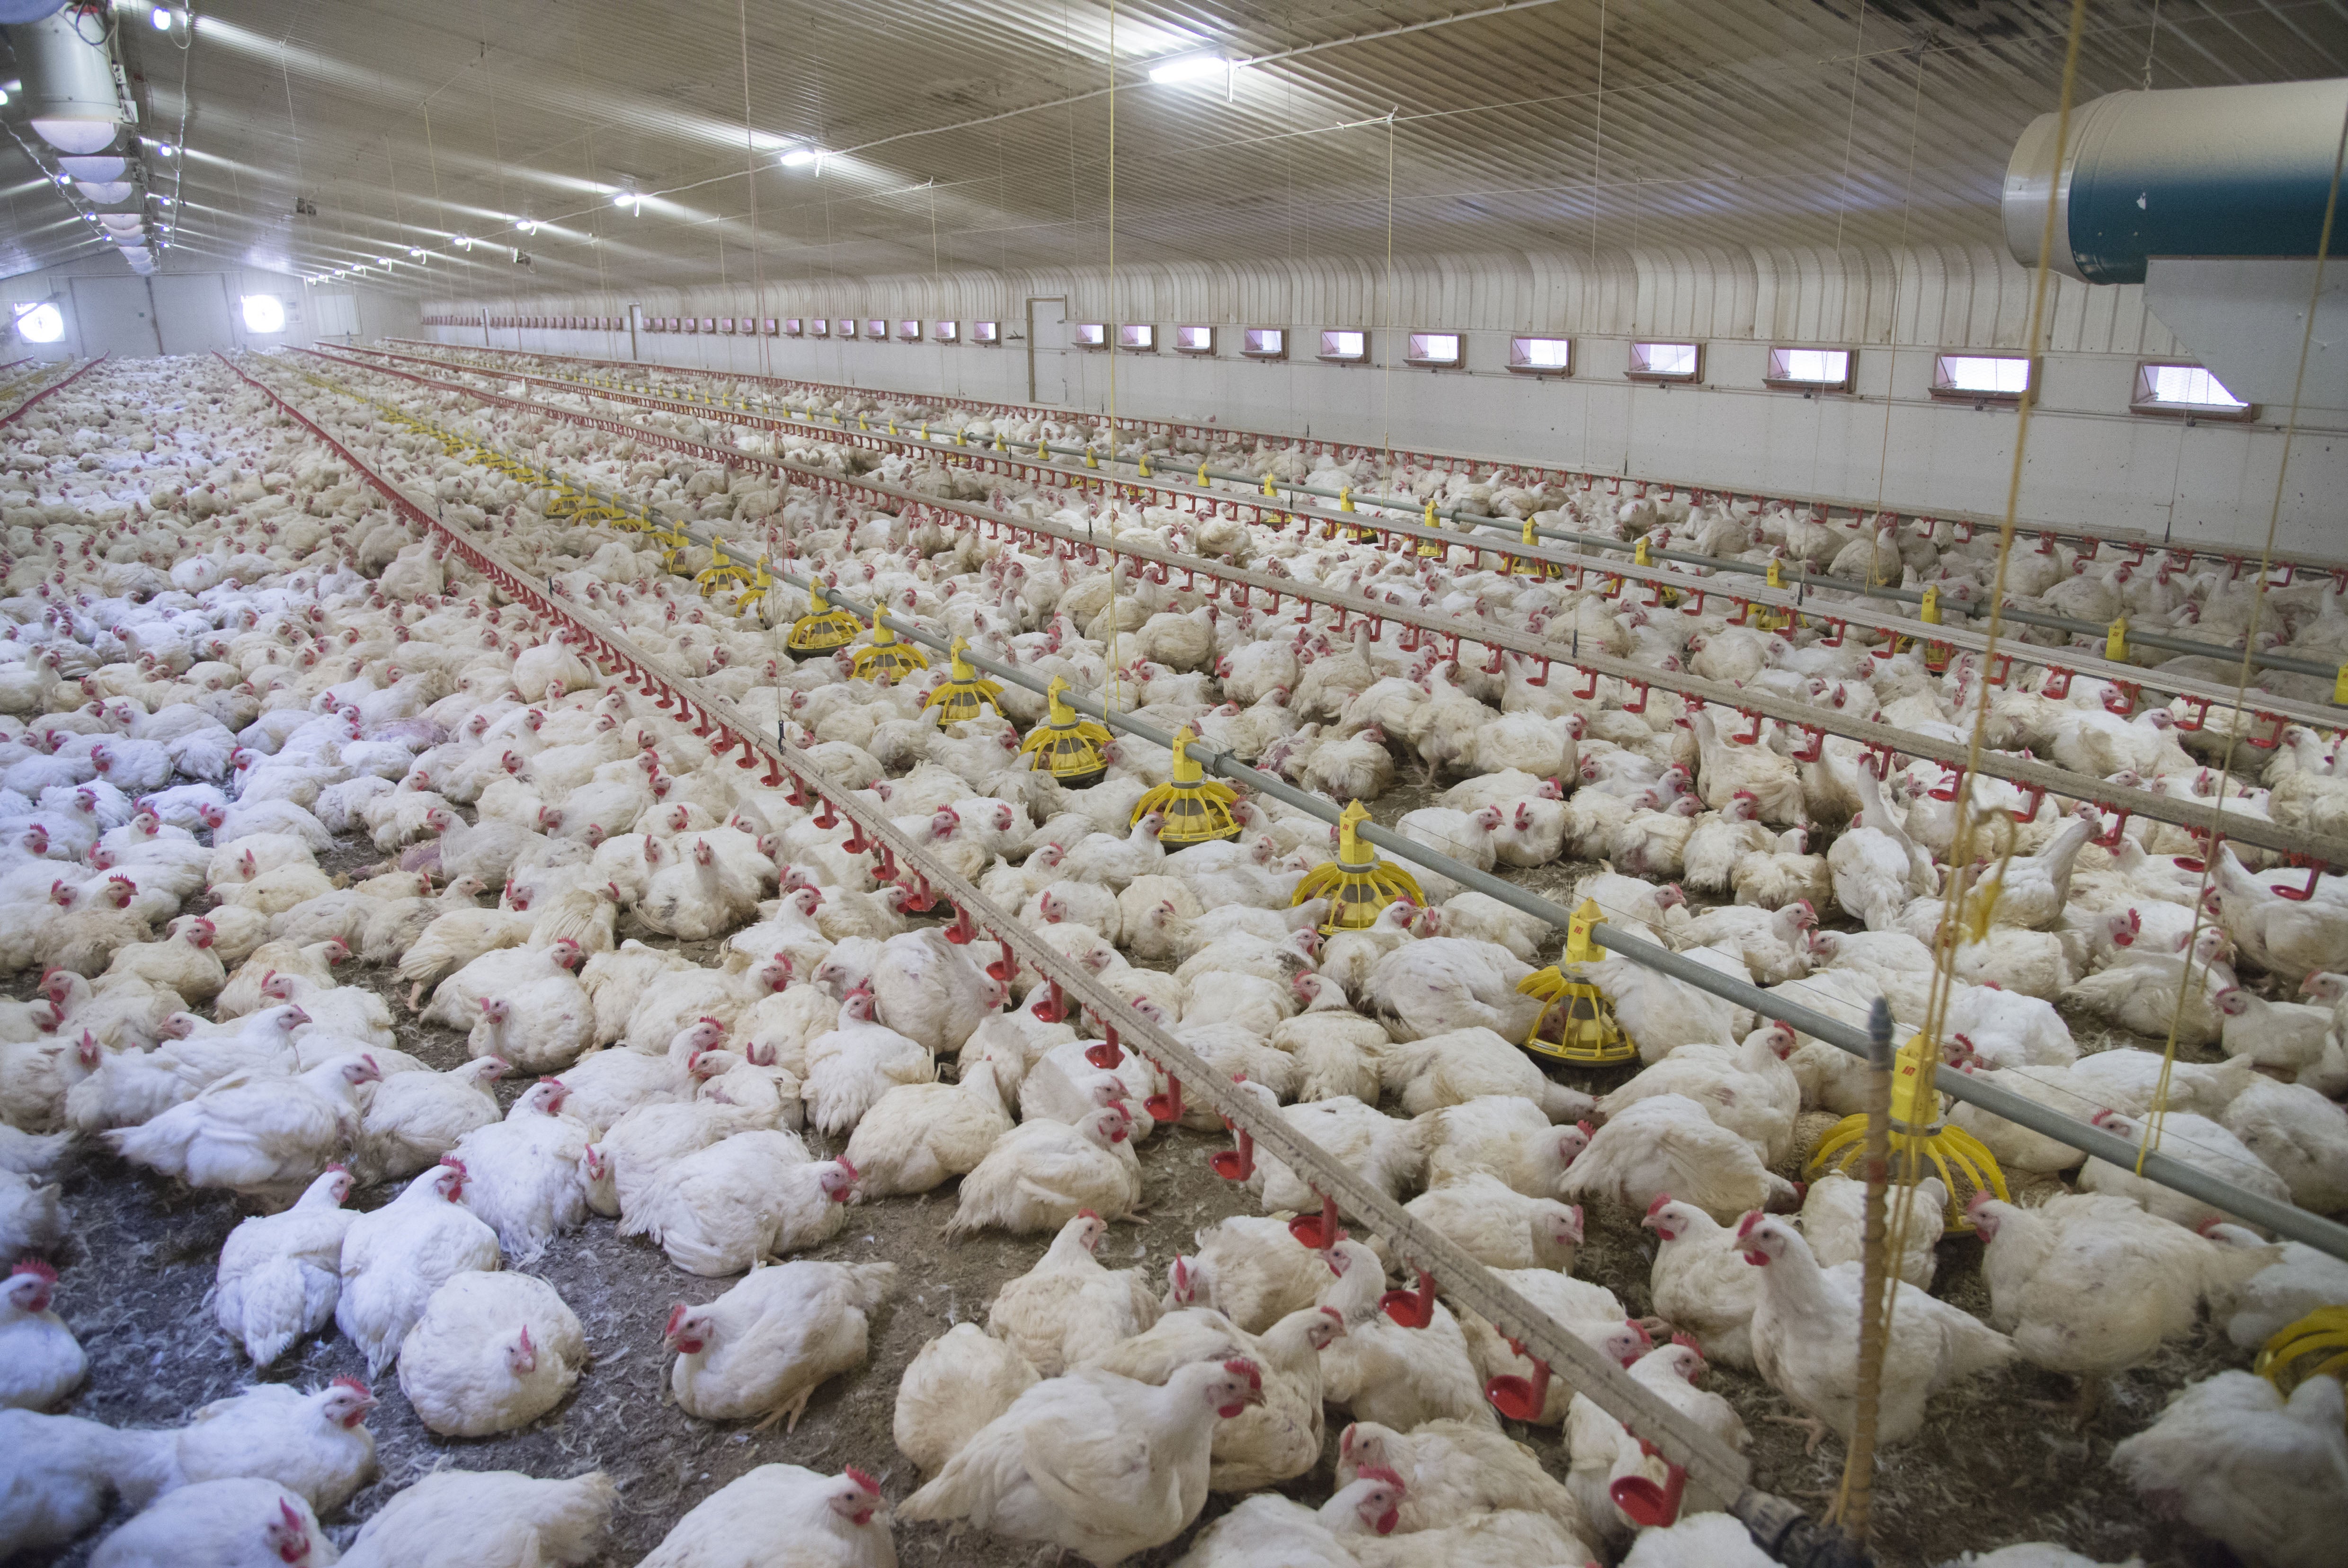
[1,259,420,362]
[423,242,2348,556]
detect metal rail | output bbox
[217,347,1804,1530]
[391,334,2348,585]
[325,342,2348,729]
[254,351,2348,1266]
[0,356,104,426]
[281,347,2348,867]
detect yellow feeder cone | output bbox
[1808,1033,2008,1229]
[1131,726,1242,847]
[925,636,1005,724]
[1019,676,1113,787]
[785,579,863,660]
[1516,899,1636,1065]
[1418,499,1445,558]
[848,616,930,686]
[1292,800,1426,933]
[1511,516,1557,578]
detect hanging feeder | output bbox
[2254,1307,2348,1403]
[849,616,930,686]
[1131,725,1241,847]
[1018,675,1113,787]
[785,579,862,660]
[1509,515,1561,578]
[1291,800,1425,933]
[1516,898,1636,1066]
[924,635,1005,723]
[1807,1032,2009,1230]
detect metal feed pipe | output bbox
[389,335,2348,584]
[350,340,2348,691]
[252,353,2348,1267]
[286,347,2348,869]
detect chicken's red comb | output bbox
[1735,1211,1764,1240]
[278,1498,305,1532]
[2090,1108,2122,1128]
[1076,1208,1101,1221]
[1356,1464,1407,1490]
[1671,1331,1704,1356]
[664,1303,689,1337]
[845,1466,881,1496]
[1222,1358,1263,1388]
[11,1258,57,1283]
[834,1158,858,1181]
[330,1376,370,1398]
[1575,1119,1596,1139]
[697,1016,724,1028]
[325,1162,349,1176]
[1644,1192,1674,1219]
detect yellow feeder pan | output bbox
[1510,516,1560,578]
[1517,899,1637,1066]
[1417,499,1447,558]
[1019,675,1113,788]
[786,579,863,660]
[849,617,930,686]
[925,637,1005,724]
[1292,800,1425,934]
[1808,1032,2009,1231]
[2254,1308,2348,1402]
[1132,726,1242,848]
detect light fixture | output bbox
[454,234,472,249]
[151,7,172,31]
[52,172,70,186]
[0,91,10,107]
[408,246,424,257]
[515,217,535,234]
[240,295,285,333]
[1148,52,1228,85]
[154,143,173,157]
[778,146,820,168]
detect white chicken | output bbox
[336,1158,504,1377]
[948,1104,1142,1235]
[397,1268,587,1436]
[337,1468,617,1568]
[895,1321,1041,1478]
[987,1210,1162,1377]
[664,1260,898,1428]
[106,1051,380,1202]
[2109,1371,2348,1568]
[214,1165,359,1368]
[0,1258,83,1411]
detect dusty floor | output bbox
[15,771,2267,1568]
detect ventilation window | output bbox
[1319,329,1368,364]
[784,318,802,336]
[865,318,887,340]
[1628,341,1701,382]
[898,319,920,341]
[2133,362,2253,419]
[699,318,715,333]
[761,318,778,335]
[13,302,63,344]
[934,320,959,343]
[239,295,285,334]
[809,319,827,337]
[1405,331,1463,369]
[1931,353,2032,401]
[1766,347,1852,392]
[1073,322,1107,348]
[1174,324,1215,354]
[1242,327,1285,359]
[1118,323,1156,352]
[683,318,699,335]
[718,318,736,334]
[1508,336,1572,375]
[972,321,999,344]
[837,319,856,338]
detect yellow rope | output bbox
[2136,95,2347,1174]
[1836,0,2088,1530]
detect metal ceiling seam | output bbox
[322,340,2348,723]
[260,348,2348,1271]
[291,344,2348,864]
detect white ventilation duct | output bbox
[7,10,124,154]
[97,212,142,236]
[75,179,133,203]
[57,154,125,181]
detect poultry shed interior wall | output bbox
[428,242,2346,557]
[0,259,419,362]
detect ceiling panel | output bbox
[1,0,2341,292]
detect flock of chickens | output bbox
[0,345,2341,1568]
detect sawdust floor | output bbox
[13,795,2259,1568]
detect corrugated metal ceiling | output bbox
[3,0,2343,290]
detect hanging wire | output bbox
[1834,0,2090,1536]
[2135,95,2348,1174]
[1102,0,1122,712]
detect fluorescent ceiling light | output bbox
[152,8,172,30]
[779,147,820,167]
[1148,52,1228,84]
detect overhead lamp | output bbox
[153,142,173,157]
[151,8,173,31]
[514,217,534,233]
[52,172,70,186]
[1147,52,1228,85]
[778,146,820,168]
[0,91,9,107]
[454,233,472,249]
[408,246,425,257]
